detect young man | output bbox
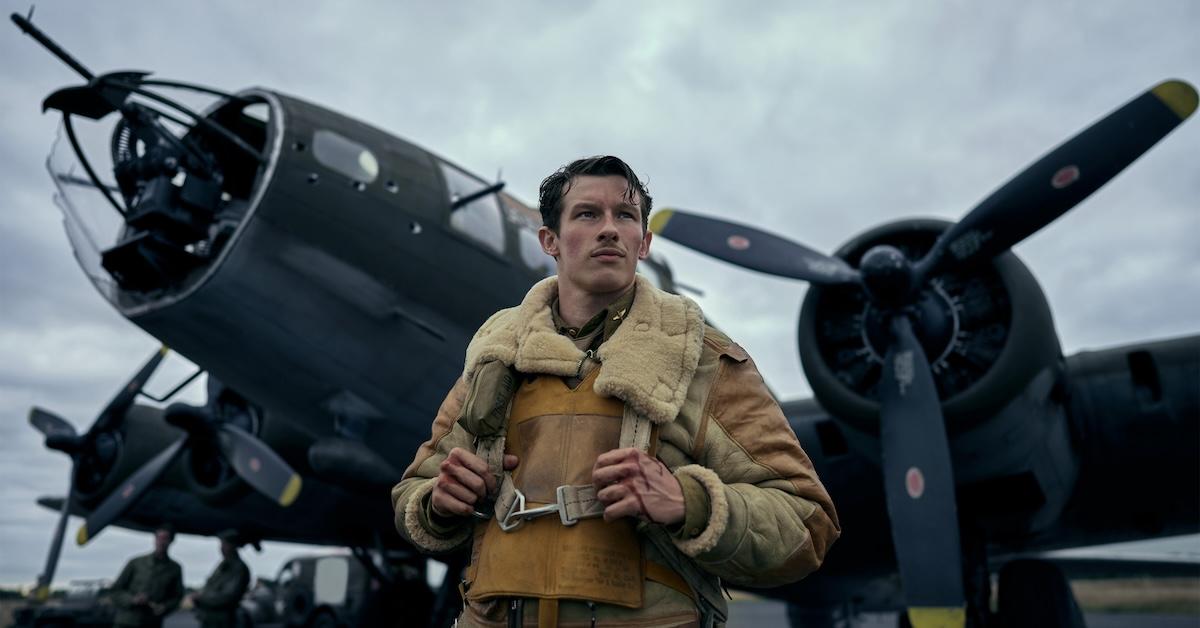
[393,156,839,627]
[189,530,251,628]
[109,524,184,628]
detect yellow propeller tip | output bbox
[75,525,89,546]
[907,606,966,628]
[32,585,50,601]
[1152,80,1198,120]
[648,209,675,234]
[279,475,302,507]
[158,345,170,356]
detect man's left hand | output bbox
[592,448,684,525]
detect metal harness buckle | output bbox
[498,485,582,531]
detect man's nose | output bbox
[597,213,620,238]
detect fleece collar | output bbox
[464,275,705,424]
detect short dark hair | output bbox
[538,156,652,233]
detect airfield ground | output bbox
[3,578,1198,627]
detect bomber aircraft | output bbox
[11,12,1199,628]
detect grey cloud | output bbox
[2,0,1197,586]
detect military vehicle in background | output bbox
[240,553,431,628]
[11,579,114,628]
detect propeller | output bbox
[649,210,860,285]
[77,379,302,545]
[28,346,167,601]
[913,80,1199,286]
[650,80,1196,626]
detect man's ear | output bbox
[637,230,653,260]
[538,226,559,258]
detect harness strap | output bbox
[490,406,656,531]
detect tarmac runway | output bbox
[161,601,1200,627]
[724,599,1200,627]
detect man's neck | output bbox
[556,282,631,329]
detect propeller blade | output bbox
[216,424,302,507]
[650,209,860,285]
[29,407,76,439]
[918,80,1198,281]
[878,315,966,627]
[77,436,186,545]
[33,479,74,601]
[90,346,168,437]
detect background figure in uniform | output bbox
[189,530,251,628]
[109,524,184,628]
[393,156,839,627]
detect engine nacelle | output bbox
[798,219,1080,536]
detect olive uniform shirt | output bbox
[193,555,251,628]
[109,553,184,627]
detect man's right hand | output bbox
[431,447,518,518]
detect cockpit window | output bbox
[440,162,505,255]
[312,130,379,183]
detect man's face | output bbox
[538,175,652,298]
[153,530,173,555]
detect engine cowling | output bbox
[799,219,1061,435]
[798,220,1079,536]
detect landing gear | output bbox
[996,559,1085,628]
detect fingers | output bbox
[431,448,495,517]
[592,448,643,489]
[602,493,644,522]
[594,447,640,469]
[430,486,476,517]
[447,447,493,489]
[441,457,488,496]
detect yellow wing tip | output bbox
[279,475,302,507]
[1152,80,1198,120]
[907,606,966,628]
[648,209,675,234]
[75,524,89,546]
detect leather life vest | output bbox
[465,367,646,608]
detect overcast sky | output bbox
[1,1,1197,588]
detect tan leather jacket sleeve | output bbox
[670,348,840,587]
[391,377,476,554]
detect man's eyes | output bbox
[572,210,638,220]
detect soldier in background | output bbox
[109,524,184,628]
[189,530,251,628]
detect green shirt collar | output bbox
[551,284,636,345]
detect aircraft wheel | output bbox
[996,559,1085,628]
[307,609,338,628]
[283,588,313,627]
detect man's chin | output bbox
[579,274,636,295]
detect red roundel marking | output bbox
[1051,165,1080,189]
[905,467,925,499]
[727,235,751,251]
[249,457,261,473]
